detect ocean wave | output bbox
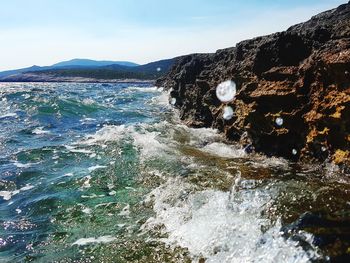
[142,177,320,262]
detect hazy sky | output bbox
[0,0,346,71]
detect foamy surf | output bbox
[142,177,320,262]
[202,142,246,158]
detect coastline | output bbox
[0,75,155,84]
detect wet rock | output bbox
[157,2,350,165]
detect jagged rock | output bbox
[157,2,350,166]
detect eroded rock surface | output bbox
[157,2,350,166]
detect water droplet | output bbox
[170,98,176,105]
[157,67,162,72]
[292,149,297,155]
[216,80,236,102]
[275,117,283,126]
[222,106,234,120]
[321,146,327,152]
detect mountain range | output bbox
[0,58,175,82]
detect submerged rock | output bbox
[157,2,350,166]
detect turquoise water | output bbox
[0,82,350,262]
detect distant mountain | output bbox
[52,59,139,68]
[0,59,139,79]
[0,65,45,78]
[0,58,176,82]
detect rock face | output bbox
[157,2,350,166]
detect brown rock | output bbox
[157,2,350,165]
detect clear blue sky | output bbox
[0,0,346,70]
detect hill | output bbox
[0,58,175,82]
[51,59,139,68]
[0,59,139,79]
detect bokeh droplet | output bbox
[223,106,234,120]
[216,80,236,102]
[275,117,283,126]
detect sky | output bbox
[0,0,347,71]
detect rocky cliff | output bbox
[157,2,350,167]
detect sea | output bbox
[0,82,349,262]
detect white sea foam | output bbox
[118,204,130,217]
[22,94,31,99]
[253,157,290,169]
[132,130,168,158]
[149,91,171,106]
[81,124,169,159]
[72,235,116,246]
[0,191,17,201]
[88,165,107,172]
[82,207,92,214]
[81,117,96,122]
[81,175,92,188]
[82,98,95,105]
[0,184,34,201]
[108,190,116,196]
[0,112,17,119]
[70,148,94,154]
[186,127,222,146]
[13,162,39,168]
[125,186,137,191]
[65,145,94,154]
[32,127,50,135]
[81,194,105,199]
[80,117,97,124]
[202,142,246,158]
[82,125,127,145]
[128,86,159,92]
[20,184,34,191]
[142,178,319,263]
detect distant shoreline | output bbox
[0,58,175,84]
[0,75,155,84]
